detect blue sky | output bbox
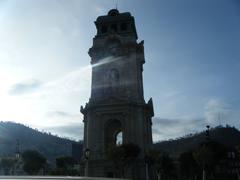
[0,0,239,141]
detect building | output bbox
[81,9,154,180]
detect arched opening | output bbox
[104,119,122,149]
[115,131,122,145]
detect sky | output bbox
[0,0,240,142]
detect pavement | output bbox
[0,176,129,180]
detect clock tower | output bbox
[81,9,154,179]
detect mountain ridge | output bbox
[0,121,77,164]
[1,121,240,162]
[154,125,240,156]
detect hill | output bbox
[0,121,79,164]
[1,121,239,163]
[154,125,240,156]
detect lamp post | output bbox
[145,154,149,180]
[202,125,210,180]
[205,125,210,141]
[84,148,90,176]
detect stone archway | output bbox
[104,119,122,149]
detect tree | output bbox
[54,156,76,175]
[235,146,240,180]
[106,143,140,178]
[193,141,227,180]
[179,152,199,180]
[236,145,240,159]
[0,158,16,175]
[147,149,174,180]
[106,143,125,177]
[22,150,46,175]
[194,144,214,180]
[56,156,75,169]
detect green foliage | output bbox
[193,140,227,171]
[121,143,141,162]
[236,145,240,159]
[179,151,199,178]
[106,143,140,177]
[147,149,175,178]
[52,156,79,176]
[56,156,75,169]
[106,144,125,168]
[0,158,16,175]
[107,143,140,165]
[193,144,214,170]
[22,150,46,175]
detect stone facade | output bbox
[81,9,154,180]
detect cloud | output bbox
[43,122,84,140]
[46,111,72,118]
[41,111,83,140]
[45,110,82,124]
[93,4,105,14]
[162,90,182,99]
[153,97,240,142]
[204,98,232,125]
[152,117,205,142]
[42,66,91,95]
[9,79,42,96]
[9,66,91,101]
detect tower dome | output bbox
[108,9,119,16]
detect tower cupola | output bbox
[94,9,138,39]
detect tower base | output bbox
[85,159,147,180]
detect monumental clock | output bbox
[81,9,154,180]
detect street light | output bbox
[84,148,90,176]
[84,148,90,160]
[205,125,210,141]
[144,154,150,180]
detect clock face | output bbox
[109,69,119,83]
[104,68,119,95]
[106,68,119,85]
[107,41,121,56]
